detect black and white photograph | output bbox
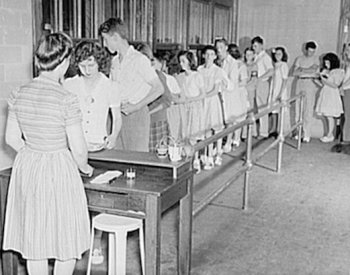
[0,0,350,274]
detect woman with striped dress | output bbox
[3,33,93,275]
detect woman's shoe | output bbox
[320,135,334,143]
[91,248,104,265]
[193,159,201,174]
[203,156,214,170]
[232,139,240,148]
[223,143,232,153]
[214,155,223,166]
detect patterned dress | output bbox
[2,76,90,260]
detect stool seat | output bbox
[87,213,145,275]
[94,213,142,232]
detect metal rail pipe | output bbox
[192,93,305,216]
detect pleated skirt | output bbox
[315,87,343,118]
[2,147,90,260]
[186,100,205,142]
[204,95,224,132]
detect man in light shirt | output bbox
[251,36,274,138]
[98,18,164,152]
[292,41,319,143]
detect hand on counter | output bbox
[105,134,117,149]
[80,164,94,177]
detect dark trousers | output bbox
[342,90,350,142]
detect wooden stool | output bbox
[87,213,145,275]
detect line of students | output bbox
[4,16,349,274]
[292,41,348,144]
[145,36,289,172]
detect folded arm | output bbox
[121,77,164,115]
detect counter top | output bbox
[89,149,191,179]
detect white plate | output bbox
[90,170,123,184]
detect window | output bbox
[188,0,212,45]
[156,0,185,44]
[213,4,231,41]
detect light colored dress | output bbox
[315,68,344,117]
[164,73,183,140]
[246,62,258,112]
[236,61,250,119]
[270,61,291,133]
[3,76,90,260]
[270,61,289,114]
[176,71,205,142]
[271,62,289,103]
[198,64,226,132]
[220,55,248,123]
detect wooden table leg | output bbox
[1,252,18,275]
[145,195,161,275]
[0,174,18,275]
[178,177,193,275]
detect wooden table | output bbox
[0,150,193,275]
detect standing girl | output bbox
[270,46,289,136]
[227,43,249,148]
[64,40,122,152]
[3,33,92,275]
[242,47,258,138]
[63,40,122,265]
[315,52,344,143]
[176,50,205,172]
[198,45,228,168]
[152,53,184,141]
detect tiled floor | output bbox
[18,137,350,274]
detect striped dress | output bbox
[2,76,90,260]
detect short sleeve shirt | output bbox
[164,74,181,94]
[7,76,82,151]
[198,64,228,93]
[221,54,240,91]
[63,73,121,144]
[110,46,159,104]
[176,71,205,98]
[255,50,273,81]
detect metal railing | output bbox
[192,93,305,216]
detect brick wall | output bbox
[0,0,33,169]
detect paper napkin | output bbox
[90,170,123,184]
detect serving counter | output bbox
[0,149,193,275]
